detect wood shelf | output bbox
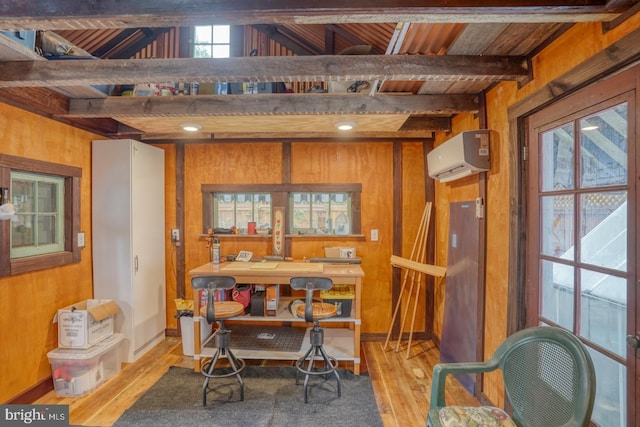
[201,327,356,362]
[224,297,355,323]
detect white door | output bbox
[131,141,166,358]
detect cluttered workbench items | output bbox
[189,260,364,374]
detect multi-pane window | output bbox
[193,25,230,58]
[202,184,361,236]
[214,193,271,232]
[10,171,65,258]
[289,192,351,235]
[0,154,81,277]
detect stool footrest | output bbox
[201,357,246,379]
[295,356,338,376]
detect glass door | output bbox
[526,69,638,427]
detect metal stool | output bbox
[191,276,246,406]
[290,277,341,403]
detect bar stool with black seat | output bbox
[191,276,246,406]
[290,277,341,403]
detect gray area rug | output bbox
[114,366,383,427]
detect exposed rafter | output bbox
[66,94,479,118]
[0,1,627,30]
[0,55,528,87]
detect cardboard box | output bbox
[54,299,119,349]
[47,333,124,397]
[324,247,357,259]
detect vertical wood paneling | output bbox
[400,142,428,335]
[290,141,396,333]
[0,103,97,403]
[182,142,283,301]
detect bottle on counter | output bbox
[212,238,221,264]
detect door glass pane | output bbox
[540,260,574,329]
[540,195,573,258]
[579,269,627,357]
[540,123,574,192]
[587,347,626,427]
[579,191,627,271]
[579,103,627,188]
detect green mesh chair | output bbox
[427,326,596,427]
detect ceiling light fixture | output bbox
[181,122,202,132]
[581,125,599,131]
[335,120,356,131]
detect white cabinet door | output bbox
[92,139,166,363]
[131,141,166,356]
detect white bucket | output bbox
[180,316,212,356]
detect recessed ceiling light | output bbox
[181,122,202,132]
[335,120,356,131]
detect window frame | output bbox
[0,154,82,276]
[193,25,231,58]
[11,170,66,258]
[201,183,362,237]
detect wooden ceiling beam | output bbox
[399,116,452,131]
[0,55,528,87]
[66,94,479,118]
[0,0,629,31]
[0,2,625,30]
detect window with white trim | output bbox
[202,184,361,236]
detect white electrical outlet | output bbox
[171,228,180,241]
[371,229,379,241]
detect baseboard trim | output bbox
[7,377,53,404]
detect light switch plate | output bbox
[371,229,379,241]
[77,232,85,248]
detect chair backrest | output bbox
[190,276,236,322]
[289,277,333,322]
[494,327,596,427]
[191,275,236,291]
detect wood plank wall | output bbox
[0,103,98,403]
[1,14,639,406]
[175,140,425,336]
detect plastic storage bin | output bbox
[47,333,124,397]
[180,316,212,356]
[320,285,354,317]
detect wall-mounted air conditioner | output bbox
[427,130,490,182]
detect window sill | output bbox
[204,234,366,241]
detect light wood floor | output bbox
[34,336,479,426]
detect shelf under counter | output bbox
[201,327,356,363]
[189,260,363,374]
[220,297,357,324]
